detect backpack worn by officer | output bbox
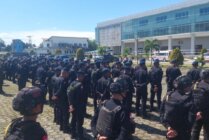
[96,100,121,138]
[4,118,47,140]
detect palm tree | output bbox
[97,46,106,56]
[123,47,130,57]
[144,39,159,65]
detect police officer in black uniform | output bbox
[91,60,102,112]
[149,59,163,111]
[17,61,29,90]
[52,68,70,133]
[93,82,135,140]
[187,61,201,85]
[160,75,196,140]
[51,67,61,124]
[96,68,112,105]
[68,70,87,139]
[166,59,182,92]
[134,58,149,118]
[191,69,209,140]
[120,66,135,113]
[0,59,5,94]
[4,87,47,140]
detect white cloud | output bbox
[0,30,95,46]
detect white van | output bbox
[152,50,171,62]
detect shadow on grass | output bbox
[0,92,14,97]
[135,123,166,136]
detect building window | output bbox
[156,16,167,23]
[200,7,209,15]
[195,21,209,32]
[175,11,189,19]
[153,27,169,36]
[171,24,191,34]
[137,30,150,38]
[139,19,148,26]
[83,44,86,47]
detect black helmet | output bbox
[110,82,122,94]
[114,77,128,93]
[200,69,209,80]
[12,87,45,116]
[174,75,192,91]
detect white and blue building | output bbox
[11,39,25,53]
[96,0,209,55]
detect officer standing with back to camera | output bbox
[52,68,70,133]
[120,65,135,113]
[17,61,29,90]
[96,68,112,106]
[191,69,209,140]
[149,59,163,112]
[187,61,201,85]
[68,70,87,140]
[93,82,135,140]
[160,75,196,140]
[166,59,182,92]
[0,59,5,94]
[134,58,149,118]
[4,87,47,140]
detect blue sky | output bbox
[0,0,184,44]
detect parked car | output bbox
[152,50,171,62]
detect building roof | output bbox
[97,0,209,28]
[48,36,88,41]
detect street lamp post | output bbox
[135,34,139,64]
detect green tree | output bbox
[97,46,106,56]
[196,48,207,67]
[144,39,159,65]
[76,48,85,60]
[30,50,36,55]
[5,45,12,52]
[123,47,130,57]
[169,48,184,65]
[87,39,98,51]
[55,49,62,55]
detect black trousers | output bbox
[60,106,70,131]
[71,109,85,137]
[124,92,133,113]
[167,82,174,92]
[48,87,53,103]
[0,81,3,93]
[150,84,162,110]
[18,80,26,91]
[54,104,61,124]
[136,86,147,115]
[191,118,209,140]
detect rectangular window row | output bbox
[139,19,148,26]
[153,27,169,36]
[195,21,209,32]
[171,24,191,34]
[156,16,167,23]
[175,11,189,19]
[200,7,209,15]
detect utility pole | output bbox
[27,36,32,47]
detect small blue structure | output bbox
[11,39,25,53]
